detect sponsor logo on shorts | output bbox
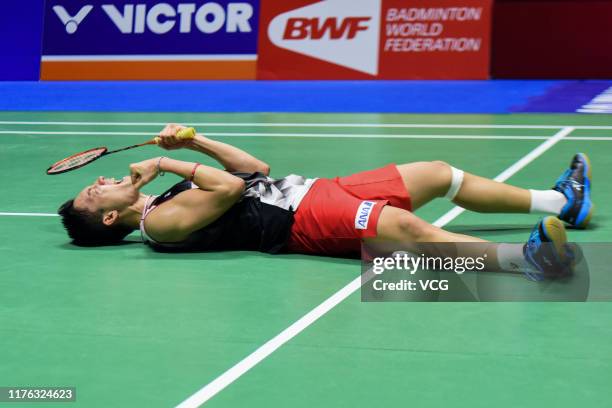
[355,201,375,230]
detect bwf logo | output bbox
[53,5,93,34]
[268,0,381,75]
[283,17,371,40]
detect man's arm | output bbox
[133,157,245,243]
[158,124,270,175]
[189,135,271,176]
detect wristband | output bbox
[189,163,202,182]
[157,156,166,176]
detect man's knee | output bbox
[428,161,453,197]
[430,160,465,200]
[396,213,438,242]
[431,160,450,169]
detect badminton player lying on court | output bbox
[59,124,593,281]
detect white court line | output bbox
[0,130,609,141]
[0,120,611,130]
[174,126,575,408]
[549,136,611,141]
[0,130,166,136]
[0,212,58,217]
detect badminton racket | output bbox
[46,127,196,175]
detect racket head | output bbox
[46,147,108,175]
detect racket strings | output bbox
[47,147,106,174]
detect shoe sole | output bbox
[541,216,569,262]
[578,152,592,180]
[575,152,593,228]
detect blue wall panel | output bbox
[0,0,45,80]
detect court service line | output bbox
[0,130,609,141]
[0,120,612,130]
[174,126,575,408]
[0,212,58,217]
[0,130,553,139]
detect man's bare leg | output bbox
[396,161,565,214]
[363,206,502,269]
[363,206,572,277]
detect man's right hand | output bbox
[157,123,195,150]
[130,157,161,189]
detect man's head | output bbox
[58,176,140,246]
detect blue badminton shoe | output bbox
[523,216,573,281]
[553,153,593,228]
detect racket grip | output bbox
[177,127,196,140]
[153,127,197,144]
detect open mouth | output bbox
[98,176,126,185]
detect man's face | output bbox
[73,176,139,214]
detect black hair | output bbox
[58,199,134,246]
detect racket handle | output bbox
[153,127,197,145]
